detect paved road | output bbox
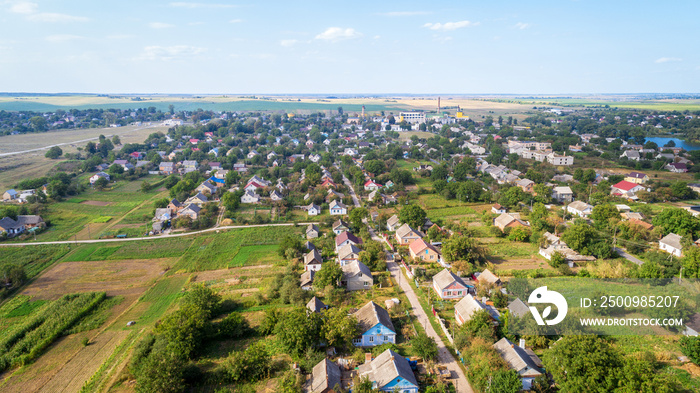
[0,222,319,247]
[341,174,361,207]
[387,260,473,393]
[614,247,644,265]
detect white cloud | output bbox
[27,12,89,22]
[423,20,477,31]
[139,45,207,61]
[315,27,362,42]
[46,34,84,43]
[377,11,431,17]
[655,57,682,64]
[514,22,530,30]
[9,1,37,14]
[280,39,299,47]
[169,2,237,8]
[9,2,88,22]
[229,19,242,23]
[149,22,175,29]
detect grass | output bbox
[0,244,71,278]
[132,275,189,326]
[175,226,299,272]
[63,244,121,262]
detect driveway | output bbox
[341,174,361,207]
[613,247,644,265]
[386,260,473,393]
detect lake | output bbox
[644,137,700,151]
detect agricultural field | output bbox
[0,124,169,191]
[496,97,700,112]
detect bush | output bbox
[223,341,271,383]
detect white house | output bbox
[552,186,574,203]
[241,190,260,204]
[566,201,593,217]
[659,233,683,257]
[307,203,321,216]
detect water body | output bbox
[644,136,700,151]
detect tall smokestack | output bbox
[362,105,365,118]
[438,97,441,113]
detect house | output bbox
[516,178,535,193]
[667,162,688,173]
[112,159,134,170]
[89,172,110,185]
[620,150,641,161]
[306,297,328,314]
[491,204,507,214]
[684,313,700,337]
[304,249,323,272]
[507,298,530,318]
[689,183,700,194]
[454,294,499,325]
[659,233,683,257]
[476,268,501,286]
[0,217,24,237]
[566,200,593,217]
[306,224,320,239]
[552,174,574,183]
[538,232,596,266]
[326,189,345,203]
[352,301,395,347]
[337,243,361,266]
[610,180,645,198]
[329,200,347,216]
[167,199,182,213]
[241,190,260,204]
[342,261,373,291]
[195,181,217,195]
[307,203,321,216]
[364,180,382,191]
[332,220,350,235]
[179,204,201,220]
[335,231,362,249]
[493,338,544,391]
[185,192,208,206]
[408,238,441,262]
[307,358,341,393]
[625,172,649,184]
[356,349,418,393]
[552,186,574,203]
[300,270,315,290]
[247,150,259,159]
[395,223,424,245]
[270,190,284,202]
[494,213,530,232]
[182,160,198,173]
[320,179,336,189]
[386,214,401,231]
[432,268,471,299]
[159,162,176,175]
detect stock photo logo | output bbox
[528,286,568,326]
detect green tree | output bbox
[134,347,185,393]
[508,226,531,242]
[180,284,221,317]
[560,221,599,255]
[314,262,343,290]
[224,341,271,383]
[111,135,121,145]
[442,235,486,264]
[680,336,700,365]
[652,207,700,237]
[682,245,700,278]
[218,312,249,338]
[275,307,322,357]
[155,306,209,359]
[349,207,369,231]
[590,204,621,228]
[542,335,621,393]
[412,332,438,361]
[94,176,109,189]
[322,307,359,351]
[45,146,63,159]
[278,235,304,258]
[399,204,427,229]
[491,369,522,393]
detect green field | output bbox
[493,97,700,112]
[0,244,71,277]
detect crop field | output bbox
[174,226,300,272]
[20,259,168,300]
[0,244,71,278]
[498,97,700,112]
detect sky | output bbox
[0,0,698,94]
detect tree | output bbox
[224,341,271,383]
[560,221,599,255]
[652,207,700,237]
[349,207,369,231]
[442,235,486,264]
[278,235,303,258]
[508,227,531,242]
[590,204,621,228]
[275,307,322,357]
[680,336,700,365]
[671,182,693,200]
[454,160,476,181]
[135,347,185,393]
[491,369,522,393]
[542,336,621,393]
[412,331,438,361]
[430,165,448,181]
[111,135,121,145]
[180,284,221,317]
[94,176,109,189]
[218,312,249,338]
[322,307,359,351]
[45,146,63,159]
[314,262,343,290]
[399,204,427,229]
[155,306,209,360]
[682,245,700,278]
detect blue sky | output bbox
[0,0,698,94]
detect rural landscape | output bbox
[2,1,700,392]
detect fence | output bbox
[436,316,454,345]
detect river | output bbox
[644,136,700,151]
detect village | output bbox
[1,103,700,393]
